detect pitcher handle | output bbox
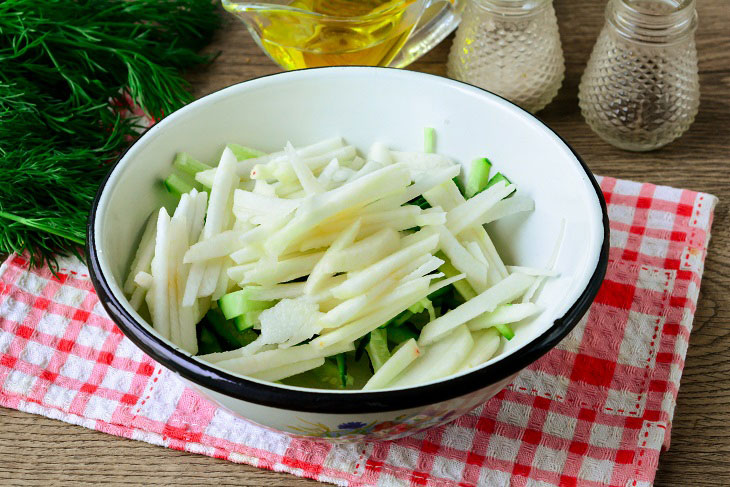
[388,0,464,68]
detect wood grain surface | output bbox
[1,1,729,485]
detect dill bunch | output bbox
[0,0,220,269]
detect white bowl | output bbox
[87,67,608,441]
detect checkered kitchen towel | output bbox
[0,176,717,487]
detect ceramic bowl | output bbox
[87,67,608,441]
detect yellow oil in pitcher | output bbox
[257,0,419,69]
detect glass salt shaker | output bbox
[579,0,699,151]
[447,0,565,113]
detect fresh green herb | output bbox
[0,0,220,269]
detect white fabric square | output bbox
[53,285,87,308]
[43,383,77,409]
[556,314,588,352]
[669,363,682,385]
[652,185,683,203]
[689,193,716,229]
[186,443,215,456]
[617,312,663,368]
[99,368,134,393]
[685,279,700,304]
[662,391,676,420]
[204,408,289,455]
[205,409,290,455]
[430,451,466,481]
[639,235,670,259]
[14,272,48,295]
[532,445,568,473]
[92,301,108,319]
[0,330,14,354]
[613,179,642,196]
[59,354,95,382]
[674,334,689,358]
[610,228,629,250]
[485,434,521,463]
[496,400,532,429]
[84,395,116,422]
[36,313,70,337]
[589,423,624,450]
[604,388,645,416]
[385,443,420,470]
[228,451,259,466]
[135,369,184,423]
[20,341,54,367]
[681,246,704,272]
[0,297,31,325]
[542,412,577,440]
[323,442,364,474]
[526,480,559,487]
[478,463,511,486]
[607,204,635,226]
[680,307,695,330]
[440,425,476,452]
[114,338,144,361]
[377,472,403,486]
[3,369,37,394]
[75,325,109,349]
[510,369,570,405]
[635,266,674,293]
[645,209,677,231]
[578,456,615,484]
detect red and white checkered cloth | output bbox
[0,176,717,487]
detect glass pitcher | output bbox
[222,0,464,70]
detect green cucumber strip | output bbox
[452,177,466,197]
[233,310,263,331]
[228,143,266,160]
[424,127,436,153]
[407,195,431,209]
[335,353,348,388]
[173,152,211,176]
[365,329,390,372]
[198,325,223,354]
[437,253,477,300]
[427,283,453,301]
[354,336,369,361]
[204,308,258,350]
[283,360,352,389]
[382,309,413,328]
[486,172,511,189]
[465,157,492,198]
[387,325,418,345]
[493,323,515,340]
[163,173,194,197]
[218,288,275,320]
[408,298,436,321]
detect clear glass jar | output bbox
[578,0,699,151]
[447,0,565,113]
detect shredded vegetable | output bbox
[124,130,558,390]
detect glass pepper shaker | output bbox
[579,0,699,151]
[447,0,565,113]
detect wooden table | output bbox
[1,1,728,485]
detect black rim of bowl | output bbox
[87,66,610,414]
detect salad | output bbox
[124,129,557,390]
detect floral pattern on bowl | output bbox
[287,409,464,440]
